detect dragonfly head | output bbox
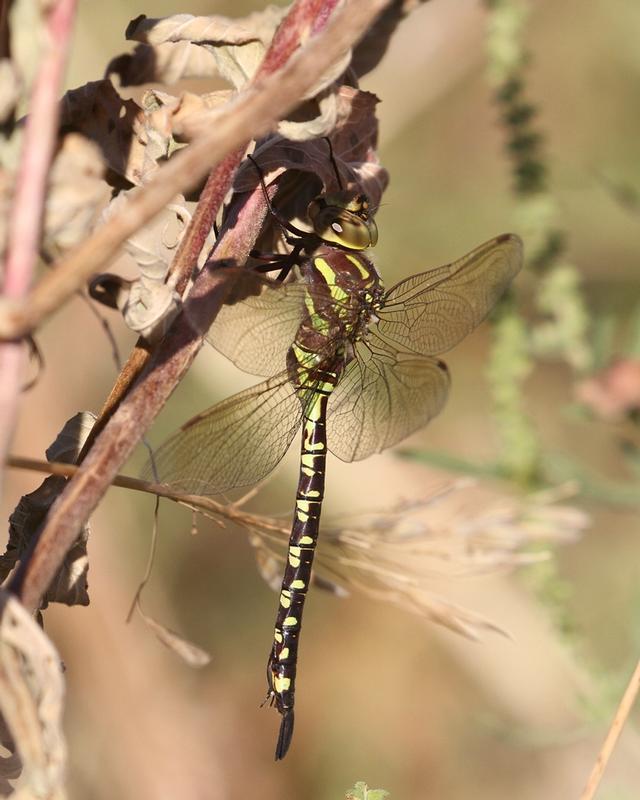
[307,190,378,250]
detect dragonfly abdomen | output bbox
[268,388,330,760]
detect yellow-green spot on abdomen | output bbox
[303,422,324,451]
[283,616,298,627]
[296,499,310,522]
[274,675,291,692]
[278,647,290,661]
[290,579,306,590]
[307,398,323,422]
[279,592,291,609]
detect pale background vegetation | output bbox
[3,1,640,798]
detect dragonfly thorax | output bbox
[307,190,378,250]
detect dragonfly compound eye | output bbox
[307,200,378,250]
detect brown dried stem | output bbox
[579,655,640,800]
[7,0,392,613]
[0,0,77,485]
[7,455,284,533]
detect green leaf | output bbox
[345,782,390,800]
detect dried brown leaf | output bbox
[45,413,96,464]
[234,87,387,206]
[1,414,96,609]
[107,41,221,87]
[103,189,191,280]
[127,12,270,47]
[0,590,66,798]
[121,7,351,135]
[59,80,142,184]
[140,88,233,143]
[136,604,211,668]
[95,189,190,340]
[42,134,111,258]
[125,9,287,90]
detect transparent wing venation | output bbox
[148,234,521,491]
[378,234,522,355]
[142,376,304,496]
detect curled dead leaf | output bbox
[0,590,66,796]
[60,79,181,186]
[107,41,221,87]
[94,189,190,340]
[42,134,111,258]
[121,7,352,137]
[1,414,96,610]
[59,80,142,184]
[125,10,285,90]
[103,189,191,280]
[234,88,387,207]
[140,88,233,143]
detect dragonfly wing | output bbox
[377,234,523,356]
[141,374,303,496]
[326,335,450,462]
[206,276,310,377]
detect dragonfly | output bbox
[142,178,522,760]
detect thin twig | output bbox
[7,0,393,613]
[579,656,640,800]
[126,495,160,623]
[6,455,283,532]
[0,0,77,487]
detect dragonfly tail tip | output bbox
[274,710,295,761]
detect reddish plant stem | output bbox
[3,0,77,298]
[258,0,342,75]
[0,0,77,486]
